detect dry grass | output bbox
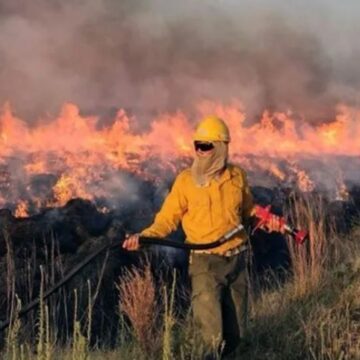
[247,194,360,360]
[117,264,160,355]
[286,193,332,297]
[1,195,360,359]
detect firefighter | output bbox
[123,115,283,358]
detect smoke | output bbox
[0,0,359,123]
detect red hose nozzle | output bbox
[253,205,308,245]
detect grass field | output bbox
[2,196,360,359]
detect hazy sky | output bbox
[0,0,359,123]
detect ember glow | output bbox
[0,101,359,216]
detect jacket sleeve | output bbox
[140,173,188,238]
[241,171,254,222]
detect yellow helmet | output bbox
[193,115,230,142]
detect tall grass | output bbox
[4,295,21,360]
[1,194,360,359]
[162,271,176,360]
[286,193,330,296]
[36,266,53,360]
[247,194,360,359]
[117,263,160,356]
[71,289,88,360]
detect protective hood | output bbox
[191,141,228,187]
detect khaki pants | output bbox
[189,252,248,354]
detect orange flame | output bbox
[0,101,358,216]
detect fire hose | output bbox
[0,224,245,332]
[0,206,307,332]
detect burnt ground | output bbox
[0,184,359,346]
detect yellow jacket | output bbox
[141,164,254,255]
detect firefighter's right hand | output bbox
[122,233,140,251]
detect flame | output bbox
[288,162,315,192]
[14,200,30,218]
[335,173,350,202]
[0,101,359,216]
[51,173,92,207]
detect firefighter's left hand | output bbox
[264,214,285,233]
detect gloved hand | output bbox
[252,205,286,234]
[263,214,285,233]
[122,233,141,251]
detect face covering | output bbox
[191,141,228,187]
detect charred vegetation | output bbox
[0,182,359,347]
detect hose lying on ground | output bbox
[0,224,245,332]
